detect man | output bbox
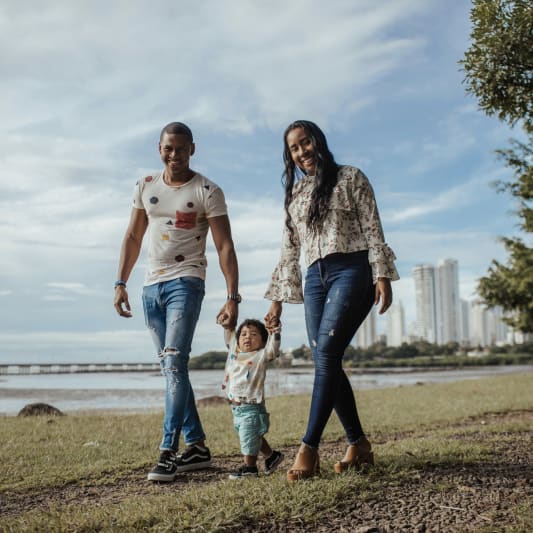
[114,122,240,482]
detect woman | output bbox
[264,120,399,480]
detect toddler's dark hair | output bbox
[236,319,268,346]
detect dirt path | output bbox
[276,417,532,532]
[1,411,532,531]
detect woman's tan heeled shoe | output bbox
[287,443,320,481]
[334,436,374,473]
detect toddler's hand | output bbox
[266,323,281,335]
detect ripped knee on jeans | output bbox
[159,348,184,392]
[159,347,180,358]
[159,347,182,377]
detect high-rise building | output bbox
[386,301,405,346]
[437,259,462,344]
[469,300,488,347]
[354,307,376,348]
[461,299,470,343]
[413,258,512,347]
[413,264,438,343]
[487,306,508,345]
[507,329,533,344]
[469,301,509,346]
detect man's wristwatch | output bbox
[227,293,242,303]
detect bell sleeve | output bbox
[355,171,400,283]
[264,215,304,303]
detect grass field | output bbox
[1,373,532,531]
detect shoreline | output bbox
[2,365,532,417]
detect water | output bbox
[1,365,531,415]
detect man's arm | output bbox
[114,208,148,317]
[208,214,239,330]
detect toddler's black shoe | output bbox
[175,444,211,472]
[265,450,284,475]
[147,451,178,482]
[228,465,259,480]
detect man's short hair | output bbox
[160,122,194,143]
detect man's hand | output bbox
[374,278,392,315]
[216,299,238,329]
[114,286,132,318]
[264,301,282,331]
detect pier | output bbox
[0,363,160,375]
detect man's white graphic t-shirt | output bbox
[132,171,227,285]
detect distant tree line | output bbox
[288,341,533,362]
[189,342,533,370]
[189,351,227,370]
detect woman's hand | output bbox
[374,278,392,315]
[264,301,282,331]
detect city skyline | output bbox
[355,257,514,349]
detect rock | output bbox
[196,395,226,407]
[17,403,64,417]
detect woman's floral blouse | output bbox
[264,165,399,303]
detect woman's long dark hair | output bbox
[282,120,339,242]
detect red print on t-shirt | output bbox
[145,176,153,182]
[175,211,197,229]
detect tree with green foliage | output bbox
[189,350,227,369]
[291,344,312,360]
[461,0,533,332]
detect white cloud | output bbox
[1,1,431,136]
[390,228,507,269]
[47,282,92,291]
[42,294,77,302]
[0,330,154,363]
[384,176,485,222]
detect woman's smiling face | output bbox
[286,127,316,176]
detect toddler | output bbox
[221,318,284,479]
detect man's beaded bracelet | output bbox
[114,280,127,289]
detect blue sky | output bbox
[0,0,522,363]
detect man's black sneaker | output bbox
[264,450,284,475]
[147,451,178,482]
[175,444,211,472]
[228,465,259,480]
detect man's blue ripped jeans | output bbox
[142,277,205,451]
[303,251,374,449]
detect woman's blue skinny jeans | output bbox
[302,251,374,448]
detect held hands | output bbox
[114,286,132,318]
[264,301,282,333]
[216,299,238,330]
[375,278,392,315]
